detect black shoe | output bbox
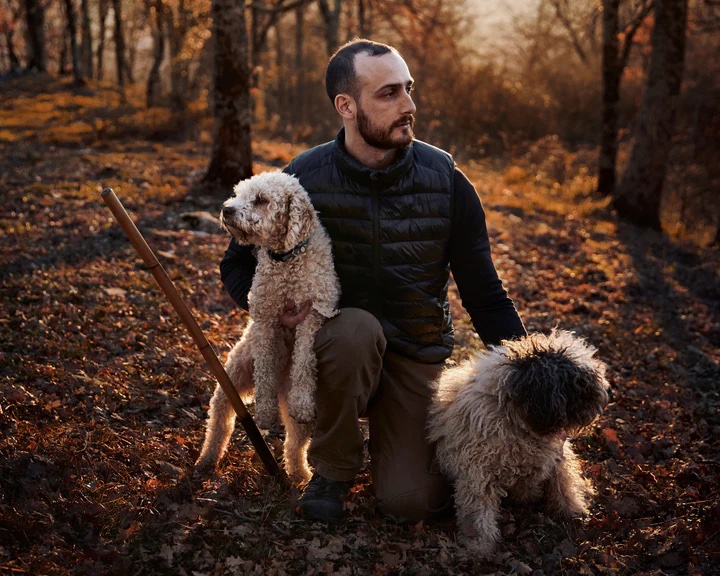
[300,473,354,524]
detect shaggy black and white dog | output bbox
[428,330,610,556]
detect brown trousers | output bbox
[311,307,452,521]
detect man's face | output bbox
[352,51,416,150]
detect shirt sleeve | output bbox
[449,168,527,346]
[219,237,257,310]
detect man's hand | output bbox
[279,299,312,329]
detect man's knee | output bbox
[316,308,383,347]
[314,308,386,376]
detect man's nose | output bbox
[402,92,416,115]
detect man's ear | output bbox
[334,93,356,120]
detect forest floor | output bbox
[1,75,719,576]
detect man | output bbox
[220,39,526,524]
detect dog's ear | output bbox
[503,341,609,435]
[282,186,315,250]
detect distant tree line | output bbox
[1,0,718,239]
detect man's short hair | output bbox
[325,38,395,103]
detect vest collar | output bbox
[333,128,414,185]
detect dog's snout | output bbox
[221,206,235,219]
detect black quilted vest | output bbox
[285,130,455,363]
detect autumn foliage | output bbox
[1,75,719,575]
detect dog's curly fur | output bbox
[195,172,340,484]
[427,330,610,557]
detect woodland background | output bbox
[1,0,720,574]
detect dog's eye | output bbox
[255,194,269,206]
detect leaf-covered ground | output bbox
[1,76,719,575]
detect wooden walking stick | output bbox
[101,188,287,485]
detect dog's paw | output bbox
[459,533,497,560]
[287,389,316,424]
[288,403,316,424]
[313,302,339,318]
[285,465,313,487]
[255,404,279,429]
[555,497,590,518]
[456,515,501,560]
[192,457,217,480]
[255,412,278,430]
[548,479,593,518]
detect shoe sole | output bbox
[300,499,344,524]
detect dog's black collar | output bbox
[267,236,311,263]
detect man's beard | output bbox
[357,106,415,150]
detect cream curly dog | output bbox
[195,172,340,484]
[428,330,610,557]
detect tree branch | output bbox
[619,0,653,70]
[248,0,307,14]
[548,0,587,63]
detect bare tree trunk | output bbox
[614,0,688,230]
[247,1,306,127]
[598,0,653,196]
[250,2,262,68]
[80,0,93,78]
[60,36,70,74]
[317,0,342,55]
[146,0,165,107]
[205,0,253,189]
[598,0,620,196]
[168,0,190,110]
[4,30,22,72]
[358,0,369,37]
[123,13,136,83]
[63,0,86,85]
[97,0,109,79]
[125,48,135,84]
[2,3,23,73]
[111,0,127,87]
[294,3,306,127]
[24,0,47,72]
[0,36,6,72]
[274,22,288,130]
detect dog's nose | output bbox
[221,206,235,219]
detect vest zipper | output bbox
[371,186,381,314]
